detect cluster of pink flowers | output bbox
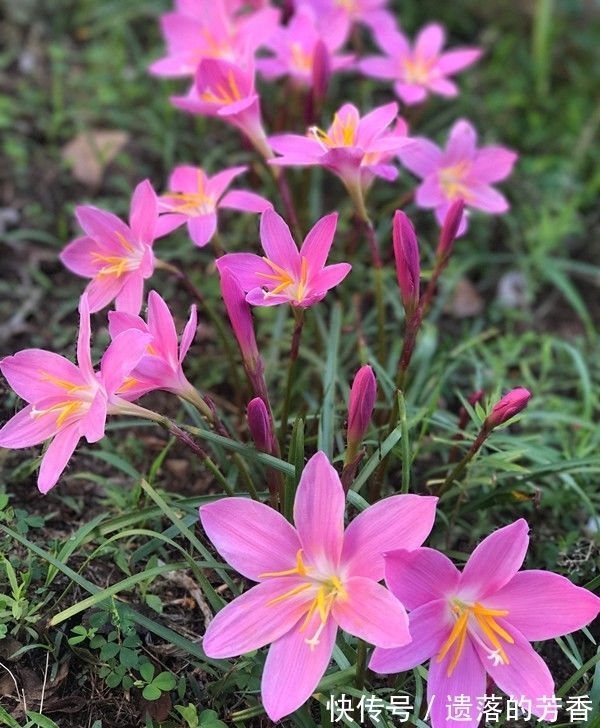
[0,1,596,726]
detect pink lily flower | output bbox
[107,290,202,408]
[200,450,438,720]
[172,57,273,160]
[149,0,279,77]
[256,5,353,90]
[300,0,395,41]
[398,119,518,234]
[0,295,153,494]
[60,179,158,315]
[370,519,600,728]
[156,165,272,247]
[269,102,411,203]
[359,21,482,105]
[215,208,351,307]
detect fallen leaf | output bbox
[444,277,484,318]
[62,130,130,186]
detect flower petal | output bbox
[262,609,337,721]
[299,213,338,276]
[0,350,83,403]
[428,639,486,728]
[333,577,410,647]
[384,548,459,610]
[188,213,218,247]
[369,599,449,674]
[259,209,300,274]
[129,179,157,244]
[37,423,81,494]
[202,579,312,658]
[0,404,60,448]
[341,494,437,581]
[460,519,529,599]
[199,497,300,581]
[487,570,600,640]
[481,625,556,715]
[294,452,345,567]
[398,138,442,177]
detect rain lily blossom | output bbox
[200,450,438,720]
[0,295,155,494]
[398,119,518,234]
[149,0,279,77]
[370,519,600,728]
[300,0,395,41]
[269,102,411,209]
[60,179,158,314]
[107,290,210,419]
[156,165,272,247]
[256,5,353,90]
[172,57,273,160]
[485,387,532,430]
[359,21,482,105]
[215,208,351,308]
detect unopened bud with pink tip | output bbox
[247,397,274,454]
[485,387,532,430]
[393,210,420,317]
[345,365,377,466]
[436,198,465,262]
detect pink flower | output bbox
[215,208,351,308]
[0,295,152,493]
[485,388,532,430]
[200,451,438,720]
[300,0,394,41]
[60,179,158,314]
[156,165,272,247]
[256,5,353,90]
[171,57,273,159]
[149,0,279,77]
[398,119,518,234]
[269,102,411,199]
[370,519,600,728]
[359,21,482,105]
[107,290,200,404]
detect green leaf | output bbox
[152,671,176,691]
[139,661,154,683]
[142,683,162,701]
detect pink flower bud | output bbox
[486,388,532,429]
[247,397,274,453]
[347,365,377,447]
[219,268,260,373]
[436,198,465,261]
[393,210,420,316]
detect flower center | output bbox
[290,42,313,74]
[30,372,95,427]
[163,173,215,216]
[200,69,242,105]
[401,53,437,85]
[309,110,358,150]
[437,599,514,676]
[438,160,473,201]
[91,232,141,277]
[256,255,308,302]
[260,549,348,650]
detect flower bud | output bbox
[247,397,274,453]
[436,198,465,261]
[347,365,377,451]
[393,210,420,316]
[485,388,532,429]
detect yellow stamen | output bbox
[200,70,242,105]
[439,161,474,202]
[437,601,512,676]
[260,549,348,651]
[256,256,309,301]
[401,54,436,84]
[91,231,138,277]
[309,111,357,150]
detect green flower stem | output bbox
[279,307,305,446]
[354,638,368,692]
[435,427,491,497]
